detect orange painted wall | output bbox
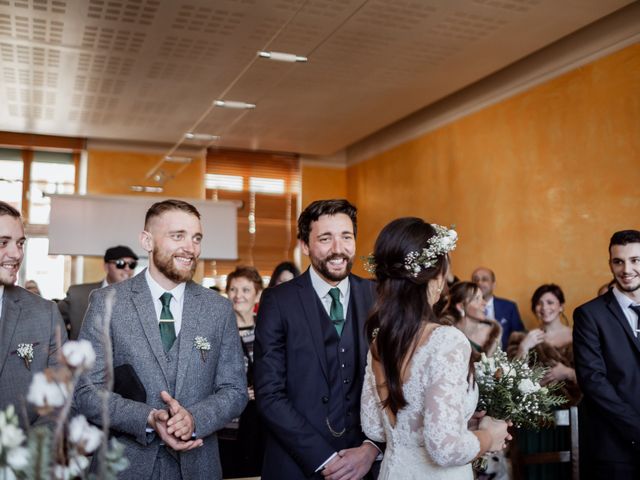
[83,149,206,281]
[345,45,640,327]
[301,165,347,206]
[299,164,348,269]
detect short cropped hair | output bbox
[0,201,21,218]
[145,199,200,228]
[609,230,640,252]
[297,199,357,244]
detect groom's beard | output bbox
[311,253,353,283]
[614,277,640,293]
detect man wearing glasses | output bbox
[58,245,138,339]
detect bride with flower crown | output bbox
[360,217,510,479]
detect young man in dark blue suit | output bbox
[255,199,381,480]
[472,267,524,349]
[573,230,640,479]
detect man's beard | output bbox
[614,276,640,293]
[311,253,353,283]
[152,247,196,284]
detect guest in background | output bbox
[24,279,41,296]
[439,281,502,360]
[219,265,265,478]
[267,261,300,288]
[507,283,580,480]
[508,284,579,402]
[472,267,524,349]
[58,245,138,339]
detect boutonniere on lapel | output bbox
[16,343,35,370]
[194,336,211,363]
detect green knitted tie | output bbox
[159,292,176,352]
[328,287,345,336]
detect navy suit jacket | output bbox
[573,290,640,466]
[254,270,376,479]
[493,296,523,349]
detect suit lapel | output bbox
[605,291,640,353]
[175,282,201,398]
[0,287,21,377]
[130,273,170,385]
[298,271,329,384]
[349,275,371,372]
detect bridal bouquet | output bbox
[0,339,128,480]
[474,348,566,430]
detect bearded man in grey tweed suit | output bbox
[0,201,66,427]
[75,199,248,479]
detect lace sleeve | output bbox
[422,327,480,467]
[360,353,386,442]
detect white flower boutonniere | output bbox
[16,343,35,370]
[194,336,211,363]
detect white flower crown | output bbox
[364,224,457,277]
[404,224,457,277]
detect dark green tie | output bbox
[159,292,176,352]
[328,287,345,336]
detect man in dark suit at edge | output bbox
[255,199,381,479]
[573,229,640,479]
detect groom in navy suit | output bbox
[255,199,380,479]
[573,229,640,479]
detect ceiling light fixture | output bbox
[184,132,220,142]
[257,51,307,63]
[213,100,256,109]
[130,185,164,193]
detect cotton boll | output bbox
[61,340,96,371]
[26,372,68,408]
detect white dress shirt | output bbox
[309,265,350,319]
[485,296,495,319]
[145,269,186,335]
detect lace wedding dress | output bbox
[361,326,480,480]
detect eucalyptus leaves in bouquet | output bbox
[0,340,128,480]
[474,348,566,430]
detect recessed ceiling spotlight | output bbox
[258,51,307,63]
[184,132,220,142]
[213,100,256,109]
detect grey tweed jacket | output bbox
[0,285,66,427]
[74,270,248,480]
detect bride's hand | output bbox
[468,410,486,430]
[478,416,510,451]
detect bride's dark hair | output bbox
[366,217,448,416]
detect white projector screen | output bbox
[48,194,238,260]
